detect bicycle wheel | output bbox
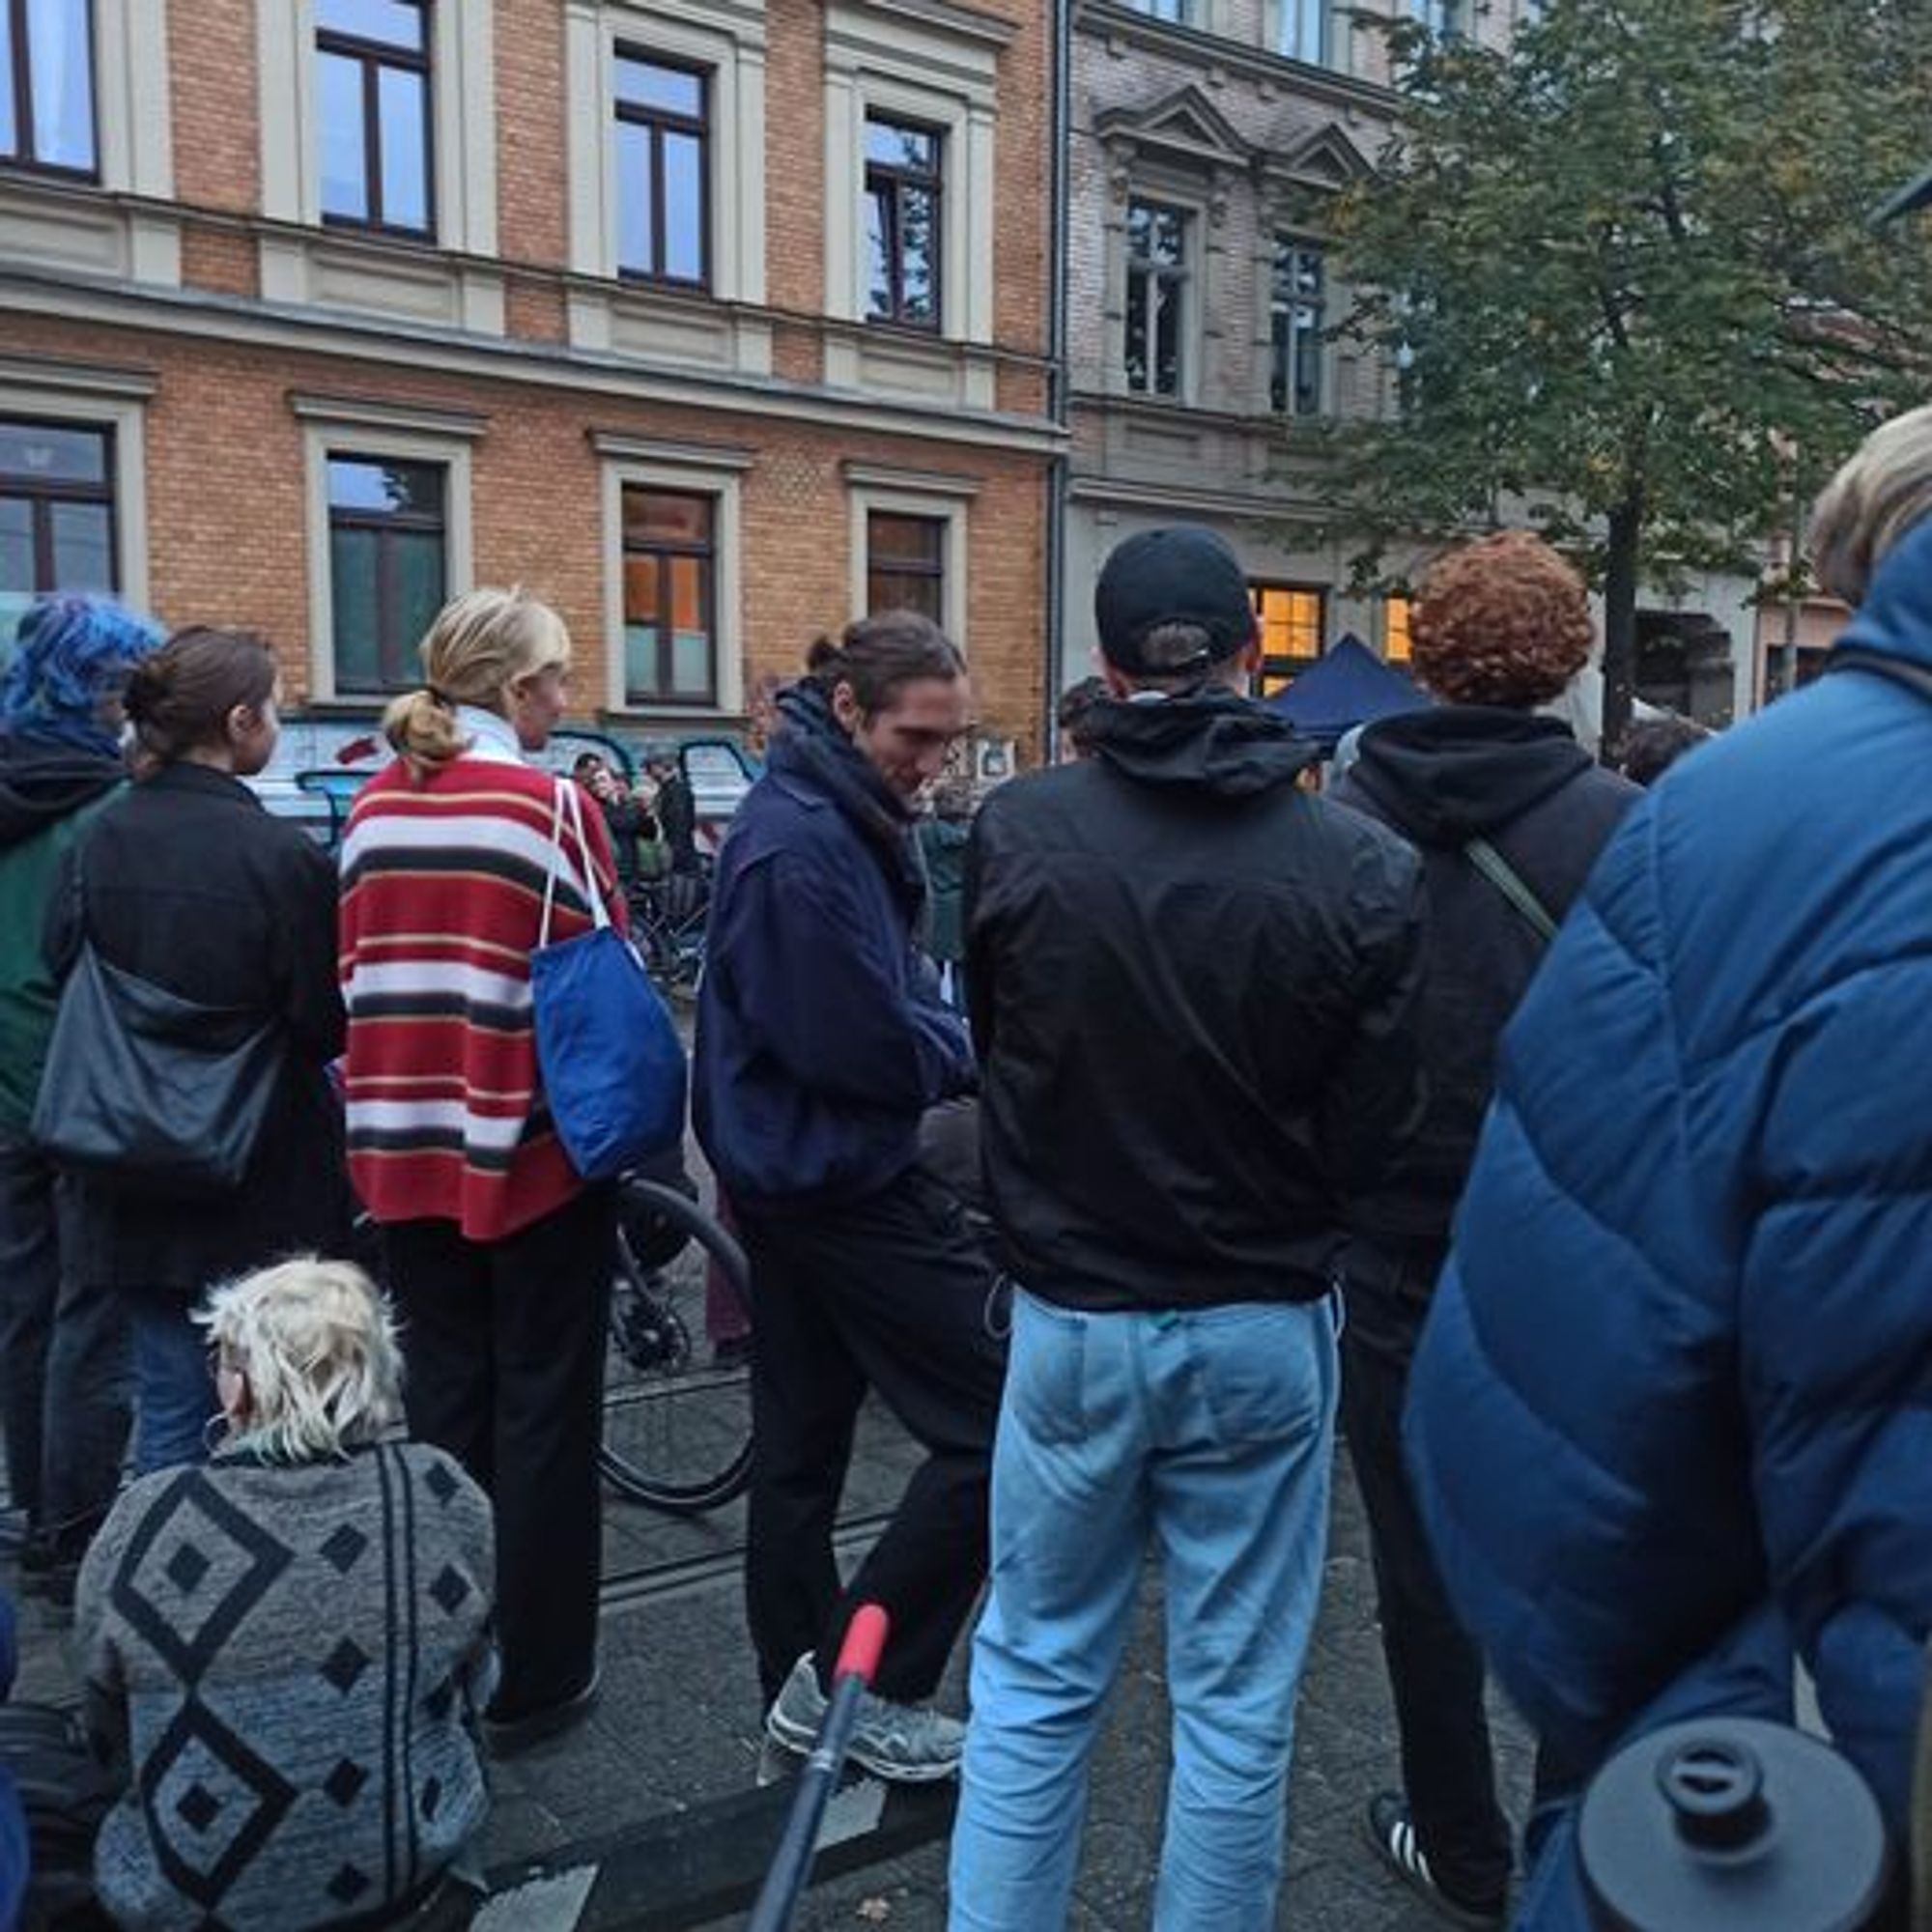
[599,1177,754,1516]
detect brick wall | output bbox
[168,0,261,216]
[4,316,1046,748]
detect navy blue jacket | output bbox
[694,714,973,1214]
[1407,520,1932,1903]
[0,1591,23,1932]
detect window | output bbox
[1251,584,1325,696]
[614,52,707,288]
[1409,0,1459,32]
[865,115,942,331]
[1,0,96,176]
[1280,0,1328,63]
[1125,200,1188,399]
[622,487,716,706]
[0,417,114,646]
[317,0,433,237]
[327,454,446,695]
[1383,594,1412,663]
[1128,0,1187,17]
[867,512,946,623]
[1270,241,1326,417]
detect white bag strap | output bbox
[538,779,611,948]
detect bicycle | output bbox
[600,1175,754,1516]
[628,865,712,996]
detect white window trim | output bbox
[849,479,973,651]
[824,0,1000,346]
[257,0,497,253]
[564,0,767,304]
[1119,190,1204,406]
[596,438,747,720]
[300,410,478,703]
[0,362,154,619]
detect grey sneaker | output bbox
[764,1652,965,1785]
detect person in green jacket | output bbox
[0,593,162,1609]
[916,777,976,1012]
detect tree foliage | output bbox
[1326,0,1932,744]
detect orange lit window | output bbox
[1383,594,1412,663]
[1249,583,1325,696]
[622,487,716,705]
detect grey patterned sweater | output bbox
[75,1440,497,1931]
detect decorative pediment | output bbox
[1266,122,1376,195]
[1094,85,1256,175]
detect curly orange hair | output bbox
[1410,530,1594,708]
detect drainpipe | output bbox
[1039,0,1073,765]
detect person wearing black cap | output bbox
[949,526,1427,1930]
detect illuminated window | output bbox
[1383,593,1412,662]
[1250,582,1325,696]
[623,487,716,706]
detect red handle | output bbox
[832,1604,891,1689]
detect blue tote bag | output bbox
[530,778,688,1178]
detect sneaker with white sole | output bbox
[764,1652,965,1784]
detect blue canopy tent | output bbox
[1263,633,1430,752]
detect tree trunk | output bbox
[1600,493,1643,761]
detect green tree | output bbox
[1326,0,1932,749]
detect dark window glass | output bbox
[2,0,97,177]
[1125,198,1187,398]
[614,52,708,288]
[316,0,432,236]
[1269,240,1326,416]
[622,487,716,706]
[865,113,942,331]
[327,454,446,696]
[867,512,945,623]
[0,415,115,653]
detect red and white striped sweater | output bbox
[338,749,624,1242]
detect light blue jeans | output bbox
[128,1296,217,1475]
[949,1288,1339,1932]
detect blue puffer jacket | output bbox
[1407,520,1932,1910]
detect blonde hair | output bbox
[1808,404,1932,607]
[382,586,571,773]
[196,1258,405,1463]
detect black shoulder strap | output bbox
[1464,836,1559,947]
[1827,646,1932,705]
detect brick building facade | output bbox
[0,0,1060,772]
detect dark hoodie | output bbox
[966,686,1426,1314]
[693,681,975,1213]
[1328,705,1638,1264]
[0,733,123,1137]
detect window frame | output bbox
[847,473,972,651]
[298,409,476,705]
[2,0,99,181]
[1249,582,1327,696]
[865,509,947,622]
[1269,237,1327,419]
[0,414,116,603]
[1381,592,1412,664]
[324,452,449,697]
[1278,0,1329,66]
[863,110,944,334]
[620,483,719,709]
[595,436,746,722]
[315,0,436,241]
[611,45,710,292]
[1124,196,1191,401]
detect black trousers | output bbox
[383,1184,614,1719]
[738,1166,1007,1705]
[1340,1241,1513,1909]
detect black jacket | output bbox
[1328,706,1638,1265]
[966,688,1425,1313]
[46,762,351,1294]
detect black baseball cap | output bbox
[1094,526,1257,675]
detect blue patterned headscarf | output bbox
[0,594,165,756]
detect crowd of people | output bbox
[1,399,1930,1930]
